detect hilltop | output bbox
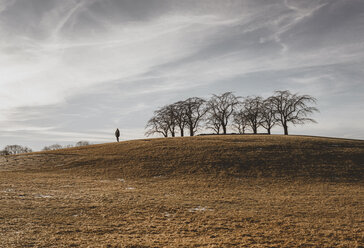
[1,135,363,180]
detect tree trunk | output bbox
[253,126,257,134]
[171,132,175,137]
[222,125,227,135]
[267,128,271,135]
[284,125,288,135]
[180,128,184,137]
[189,127,194,136]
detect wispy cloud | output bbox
[0,0,363,149]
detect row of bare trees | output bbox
[42,141,90,151]
[0,145,33,155]
[145,90,318,137]
[0,141,91,155]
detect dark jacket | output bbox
[115,128,120,137]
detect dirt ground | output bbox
[0,171,363,247]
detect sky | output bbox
[0,0,364,150]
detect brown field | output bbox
[0,135,363,247]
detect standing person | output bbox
[115,128,120,142]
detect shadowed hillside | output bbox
[1,135,363,180]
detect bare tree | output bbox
[243,96,263,134]
[75,141,90,147]
[3,145,32,155]
[261,97,277,134]
[271,90,318,135]
[232,109,249,134]
[145,111,170,138]
[183,97,207,136]
[172,101,188,137]
[206,92,240,135]
[161,104,178,137]
[42,144,63,151]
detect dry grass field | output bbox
[0,135,363,247]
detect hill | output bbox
[1,135,363,180]
[0,135,363,247]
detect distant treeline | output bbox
[145,90,318,137]
[0,141,91,155]
[42,141,90,151]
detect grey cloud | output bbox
[280,0,364,50]
[0,0,363,150]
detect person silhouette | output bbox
[115,128,120,142]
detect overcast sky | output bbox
[1,0,364,150]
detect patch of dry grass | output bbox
[0,135,363,247]
[0,173,363,247]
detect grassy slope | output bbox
[0,135,363,247]
[2,134,363,180]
